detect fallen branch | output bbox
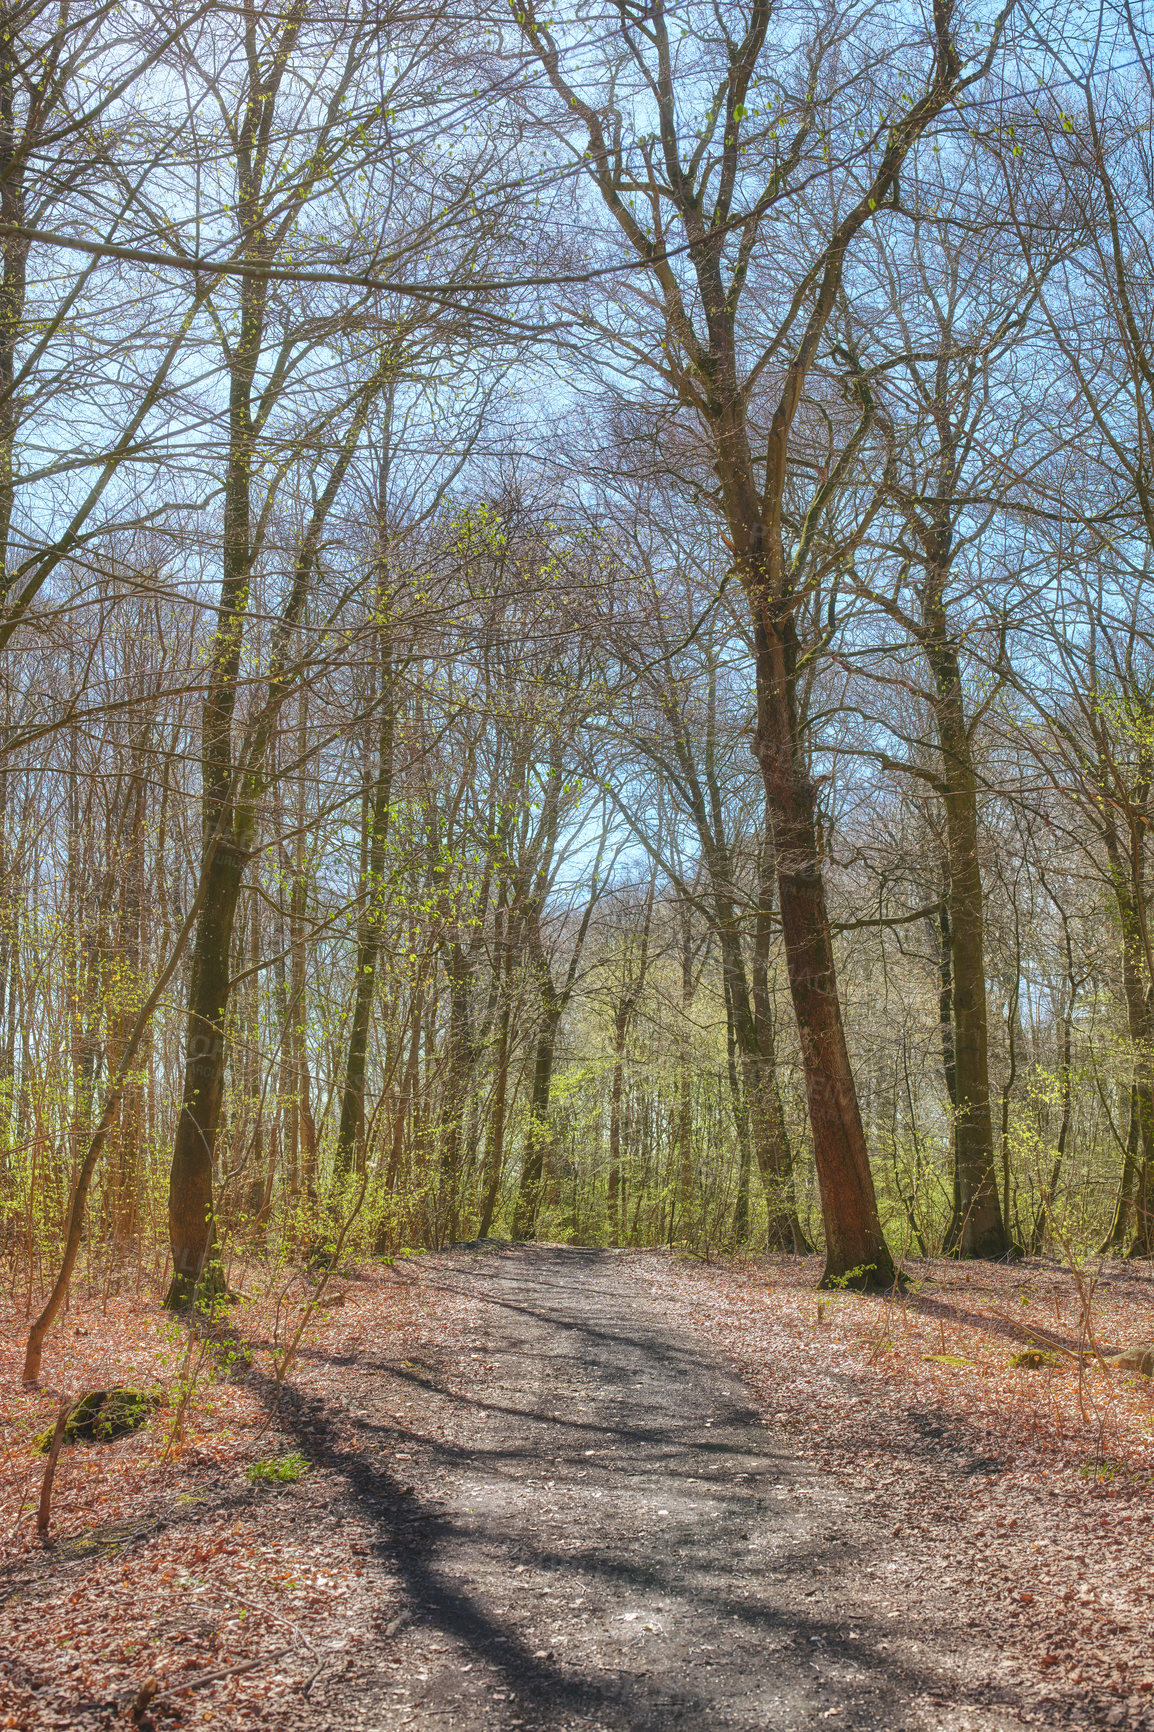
[149,1647,291,1704]
[981,1308,1090,1362]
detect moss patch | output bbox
[245,1452,310,1485]
[33,1387,158,1452]
[1010,1347,1059,1370]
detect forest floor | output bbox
[1,1245,1153,1730]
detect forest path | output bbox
[293,1244,1019,1731]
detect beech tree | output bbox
[511,0,1017,1283]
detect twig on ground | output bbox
[150,1646,291,1704]
[303,1654,349,1697]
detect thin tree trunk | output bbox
[607,1000,628,1242]
[437,942,473,1244]
[477,995,512,1239]
[385,970,425,1189]
[477,895,514,1238]
[1102,1083,1140,1253]
[725,974,751,1244]
[1000,935,1021,1247]
[334,636,395,1181]
[1100,834,1154,1259]
[512,1015,559,1240]
[927,636,1008,1257]
[1030,897,1077,1254]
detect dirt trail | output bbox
[285,1245,1023,1731]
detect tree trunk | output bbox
[167,839,246,1305]
[477,898,514,1238]
[1030,898,1077,1254]
[287,701,317,1202]
[384,969,425,1190]
[607,1001,628,1242]
[749,822,809,1252]
[752,604,894,1289]
[725,975,751,1244]
[1102,1083,1140,1253]
[1102,851,1154,1259]
[511,1015,558,1240]
[108,758,147,1248]
[334,639,395,1182]
[1126,981,1154,1260]
[1119,956,1154,1261]
[927,639,1008,1257]
[477,993,512,1239]
[674,911,695,1237]
[437,943,473,1245]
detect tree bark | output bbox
[437,941,474,1244]
[1100,829,1154,1259]
[607,998,629,1241]
[167,838,247,1305]
[927,637,1008,1257]
[477,892,514,1238]
[334,637,395,1182]
[1102,1083,1140,1253]
[752,600,894,1287]
[512,1013,558,1240]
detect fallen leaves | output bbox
[0,1254,473,1728]
[644,1250,1154,1728]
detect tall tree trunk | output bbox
[674,908,695,1237]
[926,634,1008,1257]
[1125,976,1154,1260]
[0,745,15,1155]
[286,699,317,1201]
[168,838,247,1304]
[1101,837,1154,1259]
[164,17,387,1303]
[749,820,809,1252]
[934,888,965,1252]
[477,995,513,1239]
[751,594,895,1289]
[725,973,751,1244]
[385,968,425,1190]
[166,118,268,1302]
[0,21,25,1165]
[108,755,147,1249]
[334,636,395,1181]
[1030,894,1078,1254]
[477,895,514,1238]
[1102,1083,1140,1253]
[607,999,628,1242]
[437,942,473,1245]
[716,914,805,1253]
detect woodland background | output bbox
[3,0,1154,1345]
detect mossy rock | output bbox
[1010,1347,1058,1370]
[34,1387,157,1453]
[1106,1343,1154,1377]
